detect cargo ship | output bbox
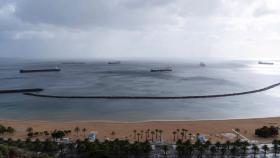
[108,61,121,64]
[258,61,274,65]
[61,62,85,65]
[150,67,172,72]
[19,67,61,73]
[200,62,206,67]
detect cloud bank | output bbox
[0,0,280,59]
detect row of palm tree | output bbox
[133,129,164,142]
[172,128,191,142]
[26,127,88,139]
[176,139,280,158]
[74,126,87,137]
[75,138,151,157]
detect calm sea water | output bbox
[0,59,280,121]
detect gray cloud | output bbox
[0,0,280,59]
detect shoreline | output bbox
[1,117,280,143]
[1,115,280,123]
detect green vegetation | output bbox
[255,126,279,138]
[51,130,65,140]
[26,128,72,141]
[0,125,15,135]
[176,139,280,158]
[0,138,151,158]
[76,139,151,157]
[0,138,56,158]
[2,125,280,157]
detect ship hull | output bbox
[150,69,172,72]
[19,69,61,73]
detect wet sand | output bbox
[1,117,280,143]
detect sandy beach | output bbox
[1,117,280,143]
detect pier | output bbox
[23,82,280,99]
[0,88,43,94]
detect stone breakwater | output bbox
[0,88,43,94]
[23,82,280,99]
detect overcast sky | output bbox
[0,0,280,60]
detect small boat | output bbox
[200,62,206,67]
[150,67,172,72]
[19,67,61,73]
[108,61,121,64]
[258,61,274,65]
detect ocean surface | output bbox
[0,59,280,121]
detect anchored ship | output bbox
[108,61,121,64]
[150,67,172,72]
[61,62,85,65]
[258,61,274,65]
[19,67,61,73]
[200,62,206,67]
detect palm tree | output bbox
[82,128,87,137]
[59,143,65,157]
[176,129,180,140]
[221,144,227,157]
[241,144,248,156]
[198,145,205,158]
[163,145,168,156]
[196,133,200,142]
[155,129,158,140]
[210,146,217,158]
[186,145,194,158]
[111,131,115,139]
[172,131,177,142]
[137,133,140,142]
[140,130,144,139]
[6,127,15,135]
[205,140,212,150]
[151,131,155,142]
[230,146,238,157]
[225,140,231,150]
[272,139,279,156]
[68,143,75,157]
[159,130,163,142]
[145,130,148,141]
[26,127,33,133]
[215,141,221,150]
[182,129,188,139]
[188,133,192,140]
[176,144,185,157]
[252,144,259,158]
[74,126,80,137]
[147,129,150,138]
[133,130,137,139]
[262,145,269,157]
[180,132,184,140]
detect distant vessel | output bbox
[108,61,121,64]
[20,67,61,73]
[62,62,85,65]
[258,61,274,65]
[200,62,206,67]
[150,67,172,72]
